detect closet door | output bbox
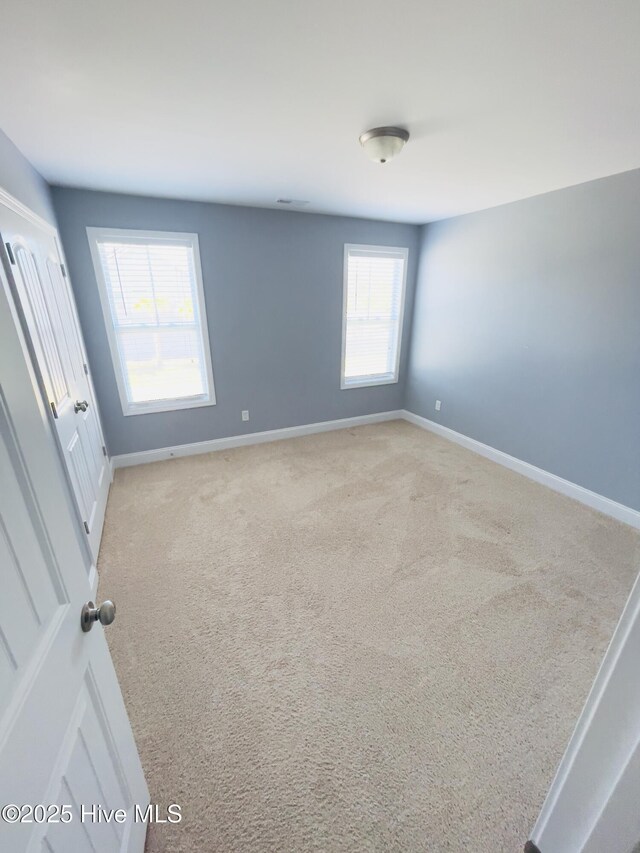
[1,200,110,561]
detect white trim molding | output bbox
[111,405,640,529]
[401,410,640,529]
[0,186,56,235]
[112,410,404,468]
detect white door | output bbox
[0,200,110,560]
[0,262,148,851]
[528,570,640,852]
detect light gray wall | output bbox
[51,188,419,456]
[0,129,57,224]
[406,169,640,510]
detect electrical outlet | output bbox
[241,410,249,422]
[435,400,441,412]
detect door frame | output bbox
[0,185,110,589]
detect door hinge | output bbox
[50,401,58,419]
[5,242,15,265]
[102,445,107,457]
[60,262,67,278]
[83,521,90,534]
[83,362,89,375]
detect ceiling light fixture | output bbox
[359,126,409,164]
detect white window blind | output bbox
[87,228,215,415]
[341,244,408,388]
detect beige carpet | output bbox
[98,420,640,852]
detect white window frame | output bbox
[87,227,216,416]
[340,243,409,390]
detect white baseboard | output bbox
[110,406,639,529]
[111,410,403,469]
[400,410,640,529]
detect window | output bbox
[87,228,215,416]
[341,244,408,389]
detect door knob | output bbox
[81,600,116,632]
[74,400,89,413]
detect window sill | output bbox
[122,395,216,417]
[341,375,399,390]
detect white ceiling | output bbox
[1,0,639,223]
